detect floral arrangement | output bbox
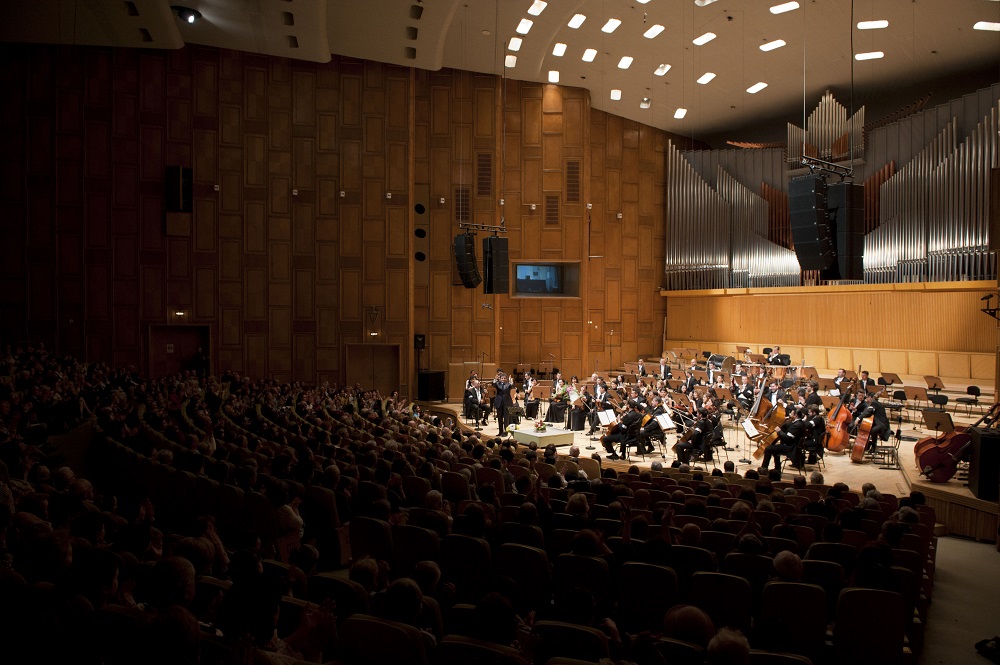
[533,419,547,433]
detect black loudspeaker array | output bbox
[482,236,509,294]
[789,174,835,271]
[969,427,1000,502]
[453,234,482,288]
[827,182,865,281]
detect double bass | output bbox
[824,378,856,453]
[914,402,1000,482]
[849,386,885,463]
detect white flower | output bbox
[506,424,517,433]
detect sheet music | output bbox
[655,412,676,431]
[597,409,617,426]
[829,389,840,397]
[568,389,583,407]
[742,419,760,438]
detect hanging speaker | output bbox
[482,236,509,294]
[453,234,482,288]
[827,182,865,281]
[789,174,834,271]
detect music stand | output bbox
[747,353,767,364]
[922,409,955,436]
[924,375,945,393]
[516,363,531,375]
[843,369,858,381]
[801,367,820,381]
[538,361,553,379]
[904,386,929,430]
[816,378,837,394]
[821,395,842,412]
[736,345,750,355]
[881,372,902,386]
[693,370,709,385]
[531,385,549,418]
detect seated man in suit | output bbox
[761,408,806,472]
[601,400,643,461]
[463,378,490,426]
[637,396,666,454]
[674,409,713,464]
[852,391,890,453]
[802,404,826,465]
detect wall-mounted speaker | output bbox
[165,166,193,213]
[789,174,834,271]
[482,236,509,294]
[453,234,482,288]
[414,334,426,350]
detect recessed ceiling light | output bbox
[644,24,665,39]
[747,81,768,93]
[582,48,597,62]
[692,32,716,45]
[527,0,547,16]
[855,51,884,60]
[610,89,622,101]
[857,20,889,30]
[505,55,517,67]
[654,63,671,76]
[548,70,559,83]
[602,18,622,33]
[695,0,719,5]
[552,43,567,56]
[617,56,633,69]
[674,108,687,119]
[516,18,533,34]
[697,72,716,84]
[640,97,651,109]
[760,39,786,52]
[508,37,522,51]
[770,1,799,14]
[974,21,1000,31]
[173,5,201,23]
[568,14,587,29]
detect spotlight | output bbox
[172,6,202,24]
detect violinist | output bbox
[547,373,569,425]
[588,380,612,435]
[638,395,665,453]
[802,404,826,465]
[522,371,538,418]
[851,391,890,454]
[689,389,704,412]
[681,370,697,395]
[761,407,806,472]
[602,399,643,461]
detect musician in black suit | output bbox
[762,408,806,472]
[602,400,643,460]
[522,372,539,418]
[587,381,611,435]
[833,368,848,393]
[636,358,648,377]
[766,346,782,364]
[764,381,786,406]
[852,392,890,453]
[802,404,826,465]
[735,376,755,410]
[638,396,665,453]
[494,371,515,433]
[804,381,823,412]
[658,358,672,380]
[858,370,877,394]
[463,379,490,426]
[682,370,697,394]
[675,409,713,463]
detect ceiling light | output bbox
[692,32,716,45]
[552,42,567,56]
[508,37,522,51]
[695,0,719,5]
[644,24,665,39]
[527,0,547,16]
[674,108,687,119]
[548,70,559,83]
[602,18,622,33]
[172,5,201,23]
[855,51,884,60]
[760,39,786,52]
[770,1,799,14]
[610,89,622,100]
[505,55,517,68]
[974,21,1000,31]
[697,72,716,84]
[637,0,651,4]
[568,14,587,29]
[654,63,671,76]
[857,20,889,30]
[582,48,597,62]
[640,97,651,109]
[516,18,533,34]
[747,81,768,93]
[617,56,633,69]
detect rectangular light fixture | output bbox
[582,48,597,62]
[527,0,547,16]
[760,39,785,51]
[746,81,768,93]
[974,21,1000,31]
[637,0,651,4]
[516,18,533,34]
[857,20,888,30]
[695,0,719,5]
[770,1,799,14]
[552,42,567,56]
[602,18,622,33]
[617,56,633,69]
[548,70,559,83]
[674,108,687,119]
[855,51,884,60]
[697,72,716,84]
[610,89,622,101]
[643,24,665,39]
[505,55,517,68]
[692,31,716,45]
[654,63,671,76]
[508,37,522,51]
[568,14,587,29]
[640,97,651,109]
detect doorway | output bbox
[148,325,211,379]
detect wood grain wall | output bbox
[0,45,672,392]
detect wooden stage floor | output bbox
[422,391,999,542]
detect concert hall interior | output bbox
[1,1,1000,664]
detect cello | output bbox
[850,386,886,463]
[824,378,856,453]
[915,402,1000,482]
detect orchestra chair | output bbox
[955,385,983,415]
[688,571,753,635]
[926,393,949,413]
[620,418,645,462]
[530,621,610,665]
[833,588,908,665]
[757,582,826,661]
[340,614,429,665]
[615,562,679,634]
[749,651,814,665]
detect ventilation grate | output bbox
[566,160,581,202]
[477,152,493,197]
[455,187,471,223]
[545,194,559,226]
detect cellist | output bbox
[761,407,806,473]
[851,391,891,454]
